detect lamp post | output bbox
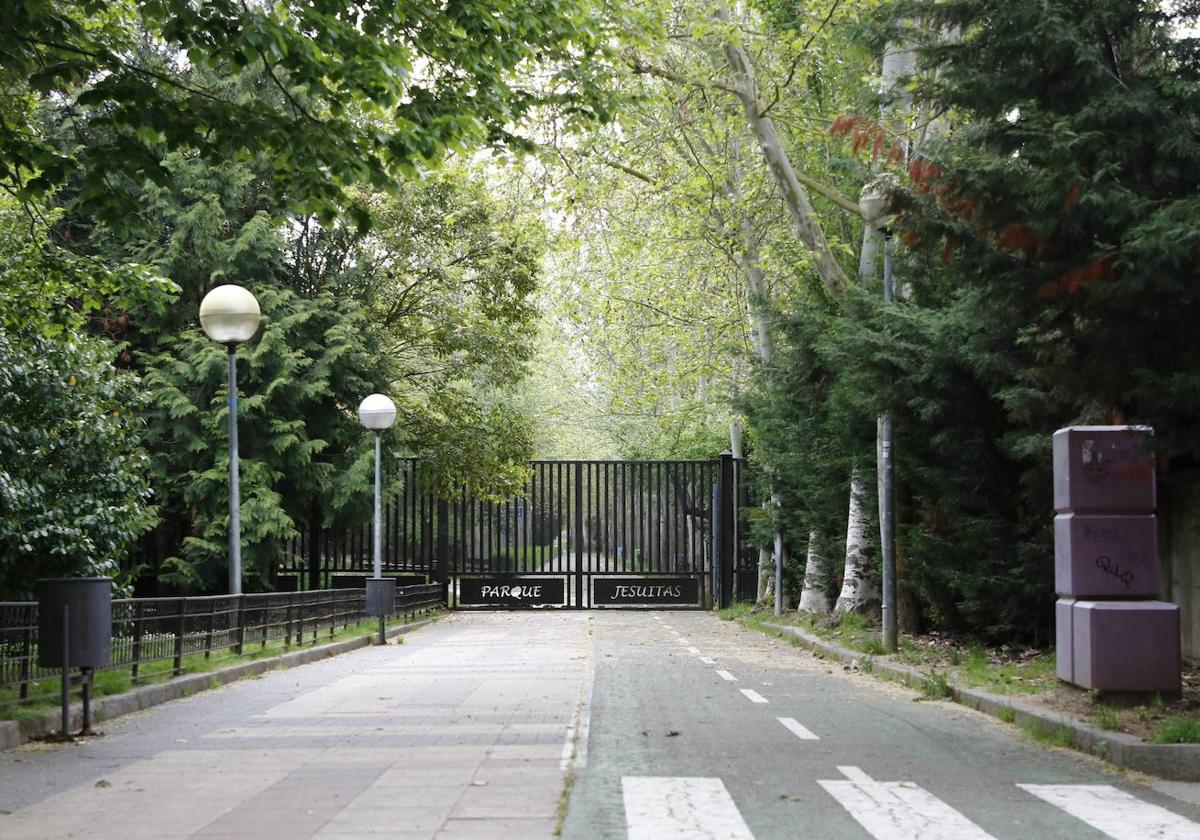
[859,179,898,653]
[199,284,261,595]
[359,393,397,643]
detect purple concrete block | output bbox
[1053,426,1155,514]
[1056,598,1075,683]
[1054,513,1159,598]
[1072,600,1181,693]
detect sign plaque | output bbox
[593,577,700,607]
[458,577,565,608]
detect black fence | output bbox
[0,583,442,706]
[282,457,758,609]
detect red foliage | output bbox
[996,223,1041,258]
[1065,180,1084,210]
[1038,259,1112,299]
[908,159,943,194]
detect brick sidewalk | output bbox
[0,612,594,839]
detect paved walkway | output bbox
[0,613,592,839]
[2,610,1200,839]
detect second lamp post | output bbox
[359,393,397,642]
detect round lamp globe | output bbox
[358,393,397,430]
[200,285,261,345]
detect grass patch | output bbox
[1024,721,1075,748]
[1154,716,1200,744]
[717,602,755,622]
[554,767,575,836]
[951,649,1056,696]
[0,611,440,720]
[1095,705,1122,732]
[922,670,953,700]
[998,706,1016,724]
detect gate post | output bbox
[574,464,585,608]
[436,498,450,606]
[716,451,735,610]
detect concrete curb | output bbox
[0,617,436,751]
[760,620,1200,782]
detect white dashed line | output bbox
[777,716,819,740]
[687,647,703,656]
[716,670,738,682]
[739,688,769,704]
[699,657,716,665]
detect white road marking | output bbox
[778,716,819,740]
[819,766,995,839]
[716,670,738,682]
[1018,784,1200,839]
[687,646,703,656]
[662,624,673,629]
[699,656,716,665]
[622,776,756,840]
[739,688,769,704]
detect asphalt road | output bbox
[563,611,1200,840]
[1,610,1198,839]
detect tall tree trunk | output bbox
[798,531,831,613]
[834,467,880,615]
[717,7,850,300]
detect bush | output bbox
[0,331,157,597]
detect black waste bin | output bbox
[365,578,396,618]
[37,578,113,669]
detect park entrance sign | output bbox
[281,458,755,610]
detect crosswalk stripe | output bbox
[1018,784,1200,839]
[778,716,819,740]
[716,669,738,682]
[739,688,769,704]
[622,776,756,840]
[819,766,996,839]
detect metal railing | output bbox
[0,583,443,706]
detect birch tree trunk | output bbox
[834,467,880,615]
[798,531,831,614]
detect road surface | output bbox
[1,611,1197,839]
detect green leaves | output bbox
[2,0,634,229]
[0,330,157,598]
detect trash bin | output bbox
[365,577,396,618]
[37,578,113,669]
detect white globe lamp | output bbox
[199,284,260,597]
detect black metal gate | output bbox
[281,456,754,610]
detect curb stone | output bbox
[0,617,435,751]
[760,620,1200,782]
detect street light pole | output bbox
[859,179,898,652]
[227,346,242,595]
[199,284,261,596]
[359,394,397,643]
[373,430,382,579]
[879,234,897,652]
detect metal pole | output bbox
[60,604,70,738]
[227,346,242,596]
[880,234,898,651]
[373,431,382,579]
